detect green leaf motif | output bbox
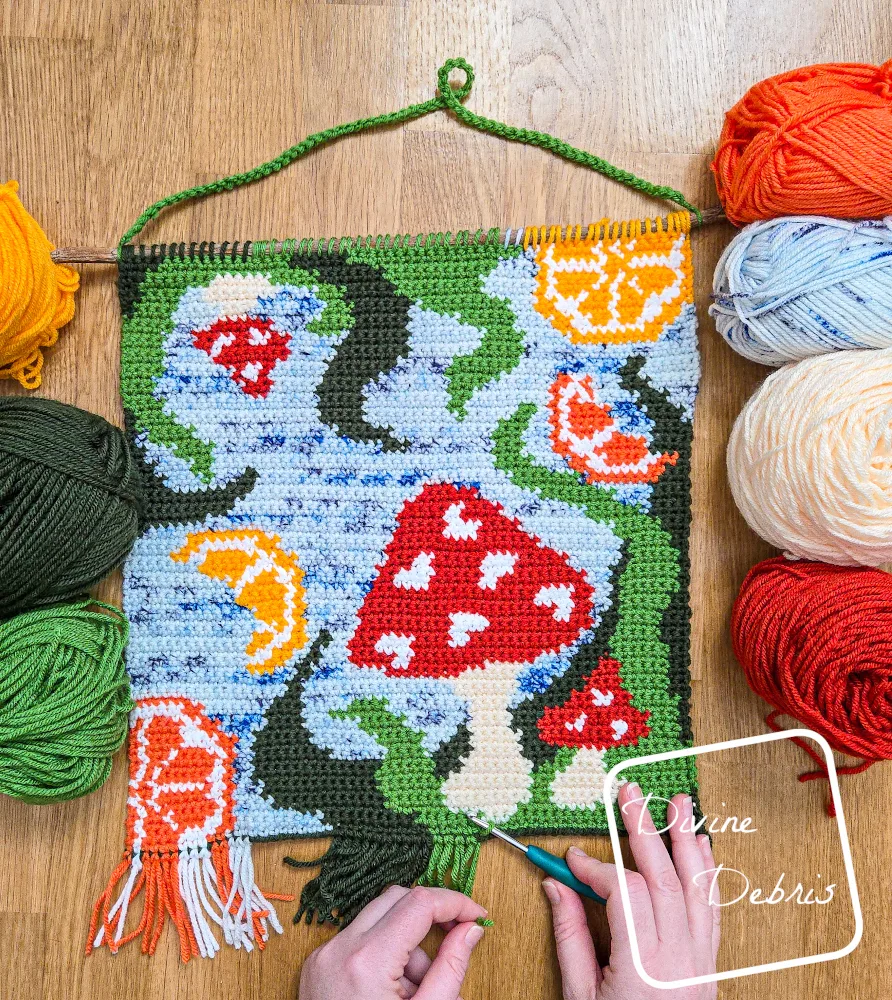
[335,697,484,893]
[492,403,696,830]
[346,235,524,416]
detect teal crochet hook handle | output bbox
[526,845,607,904]
[468,816,607,905]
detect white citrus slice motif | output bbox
[548,372,677,486]
[534,232,689,344]
[128,698,236,855]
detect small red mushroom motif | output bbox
[347,482,596,821]
[538,657,650,809]
[192,315,292,398]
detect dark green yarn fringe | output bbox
[285,833,483,928]
[287,836,432,927]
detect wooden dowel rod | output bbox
[50,207,728,264]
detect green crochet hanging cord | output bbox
[120,57,701,247]
[94,56,702,961]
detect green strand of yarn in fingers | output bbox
[120,57,701,247]
[0,600,133,804]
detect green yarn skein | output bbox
[0,600,133,803]
[0,396,143,617]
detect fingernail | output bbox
[684,795,693,818]
[626,781,641,798]
[542,878,560,904]
[465,924,485,947]
[567,846,587,857]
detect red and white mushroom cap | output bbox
[537,656,650,749]
[347,483,595,679]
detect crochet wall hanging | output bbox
[74,59,704,960]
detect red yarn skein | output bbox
[731,556,892,812]
[713,61,892,225]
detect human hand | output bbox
[544,783,720,999]
[298,885,489,1000]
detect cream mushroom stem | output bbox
[550,746,619,810]
[440,659,534,824]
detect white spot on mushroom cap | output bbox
[393,551,436,591]
[447,612,490,648]
[204,329,237,359]
[591,688,614,707]
[565,712,587,733]
[534,583,575,623]
[442,501,482,541]
[611,719,628,740]
[374,633,415,670]
[478,551,518,590]
[240,361,263,383]
[247,324,272,346]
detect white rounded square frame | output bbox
[602,728,863,988]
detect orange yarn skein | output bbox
[712,61,892,225]
[0,180,79,389]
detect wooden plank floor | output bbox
[1,2,889,996]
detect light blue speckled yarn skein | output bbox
[711,216,892,366]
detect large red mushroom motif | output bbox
[537,657,650,809]
[347,482,596,822]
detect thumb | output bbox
[415,921,485,1000]
[543,878,600,1000]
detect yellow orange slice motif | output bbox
[533,225,691,345]
[172,529,309,674]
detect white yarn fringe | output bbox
[91,835,283,958]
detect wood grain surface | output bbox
[1,2,889,997]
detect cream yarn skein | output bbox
[727,349,892,566]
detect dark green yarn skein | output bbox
[0,397,142,617]
[0,600,133,803]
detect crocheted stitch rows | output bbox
[109,215,699,946]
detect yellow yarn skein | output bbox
[0,180,79,389]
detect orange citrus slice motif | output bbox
[533,230,690,344]
[548,372,678,485]
[128,697,236,854]
[172,529,309,674]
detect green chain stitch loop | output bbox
[119,57,701,248]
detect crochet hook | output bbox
[469,816,607,904]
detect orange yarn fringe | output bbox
[87,836,292,961]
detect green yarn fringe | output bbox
[418,835,482,895]
[286,832,484,928]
